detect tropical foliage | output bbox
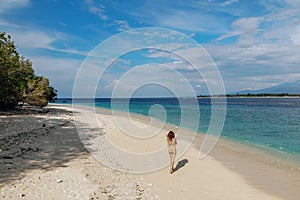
[0,32,57,108]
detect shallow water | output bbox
[58,97,300,156]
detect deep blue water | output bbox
[57,97,300,155]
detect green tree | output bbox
[0,32,57,108]
[0,32,23,108]
[25,76,56,107]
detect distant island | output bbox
[197,80,300,98]
[197,93,300,98]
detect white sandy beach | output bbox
[1,104,300,199]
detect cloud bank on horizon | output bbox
[1,0,300,97]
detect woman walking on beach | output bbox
[167,131,177,174]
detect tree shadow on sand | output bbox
[0,105,101,186]
[173,159,188,172]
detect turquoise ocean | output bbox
[57,98,300,158]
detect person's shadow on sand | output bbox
[174,159,188,172]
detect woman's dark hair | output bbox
[167,131,175,140]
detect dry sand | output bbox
[0,104,300,199]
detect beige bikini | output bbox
[168,138,177,163]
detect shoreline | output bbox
[1,103,300,199]
[214,135,300,169]
[71,102,300,169]
[81,103,300,199]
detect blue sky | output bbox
[1,0,300,97]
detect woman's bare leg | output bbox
[169,153,176,174]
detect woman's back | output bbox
[167,138,177,152]
[167,131,177,174]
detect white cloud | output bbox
[0,19,21,28]
[113,20,130,31]
[1,19,57,49]
[146,49,179,60]
[264,13,300,46]
[222,0,239,6]
[104,79,119,90]
[205,41,300,93]
[159,12,225,33]
[96,45,225,97]
[217,17,262,46]
[126,2,229,34]
[110,64,197,97]
[30,56,82,97]
[112,58,131,67]
[284,0,300,8]
[215,2,299,48]
[188,33,196,37]
[85,0,107,20]
[232,17,262,34]
[291,31,300,45]
[264,8,298,22]
[241,73,300,83]
[31,56,80,74]
[11,30,56,49]
[224,73,300,92]
[207,42,300,67]
[89,5,107,20]
[2,0,298,95]
[208,1,300,92]
[0,0,30,13]
[5,29,88,56]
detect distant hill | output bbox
[233,80,300,95]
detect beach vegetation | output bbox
[0,32,57,108]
